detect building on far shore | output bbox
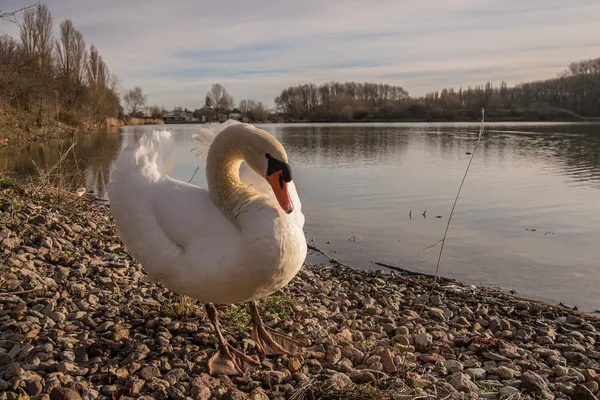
[163,108,195,122]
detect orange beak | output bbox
[268,171,294,214]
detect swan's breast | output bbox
[234,201,307,300]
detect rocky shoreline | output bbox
[1,178,599,400]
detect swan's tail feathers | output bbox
[115,128,174,180]
[108,128,184,270]
[191,119,251,164]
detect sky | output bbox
[2,0,599,111]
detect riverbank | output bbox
[0,108,163,148]
[1,177,600,400]
[0,108,97,149]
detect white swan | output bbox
[107,120,307,376]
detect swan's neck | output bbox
[206,138,261,228]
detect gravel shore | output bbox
[1,177,599,400]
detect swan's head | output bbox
[241,128,295,214]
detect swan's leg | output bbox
[249,300,304,356]
[205,303,259,376]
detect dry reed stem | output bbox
[418,108,486,316]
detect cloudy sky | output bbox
[2,0,599,110]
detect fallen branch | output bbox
[370,261,455,283]
[307,244,353,269]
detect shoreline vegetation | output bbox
[0,4,165,148]
[2,176,600,399]
[2,4,600,147]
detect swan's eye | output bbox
[266,155,293,182]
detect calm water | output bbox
[2,122,600,312]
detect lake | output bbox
[2,121,599,312]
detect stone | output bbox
[494,366,514,380]
[449,372,478,392]
[444,360,464,374]
[49,388,82,400]
[521,371,554,400]
[465,368,487,380]
[573,384,597,400]
[499,386,520,398]
[328,373,353,390]
[414,333,432,348]
[139,365,161,380]
[325,346,342,364]
[4,363,24,380]
[350,370,376,384]
[27,381,43,396]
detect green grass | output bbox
[477,382,502,393]
[160,294,204,319]
[260,295,298,319]
[220,295,299,333]
[222,303,250,332]
[0,176,16,190]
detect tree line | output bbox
[168,56,600,123]
[273,58,600,122]
[2,4,597,129]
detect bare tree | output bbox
[222,93,234,117]
[148,105,164,119]
[55,20,87,109]
[239,99,250,115]
[56,20,75,84]
[123,86,148,116]
[206,83,233,120]
[87,45,108,88]
[19,3,54,126]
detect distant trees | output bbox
[147,105,164,119]
[123,86,148,116]
[416,57,600,119]
[206,83,234,120]
[274,58,600,121]
[275,82,409,121]
[239,99,268,121]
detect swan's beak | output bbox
[268,171,294,214]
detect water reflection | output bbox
[1,122,600,311]
[0,127,122,196]
[268,125,412,169]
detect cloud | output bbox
[2,0,599,109]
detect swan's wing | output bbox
[191,120,246,163]
[192,120,305,228]
[108,129,241,283]
[149,177,239,250]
